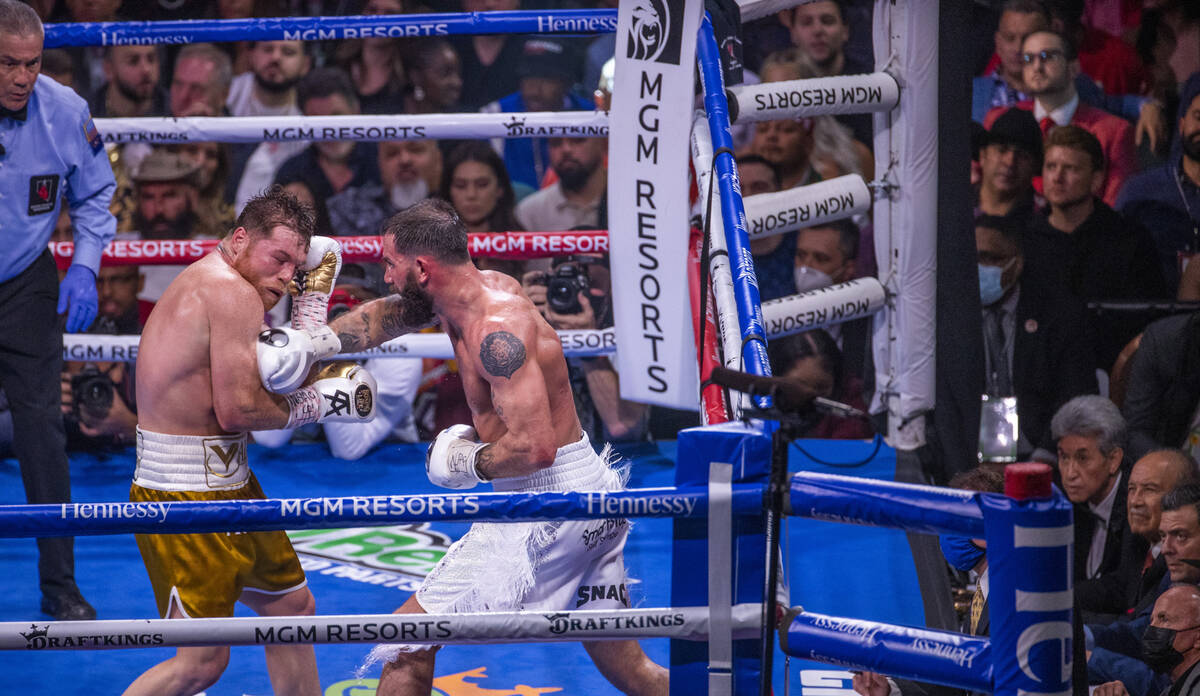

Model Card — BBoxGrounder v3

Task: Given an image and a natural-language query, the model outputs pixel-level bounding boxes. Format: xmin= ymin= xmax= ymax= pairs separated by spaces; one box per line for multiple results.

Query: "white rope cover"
xmin=729 ymin=73 xmax=900 ymax=124
xmin=743 ymin=175 xmax=871 ymax=240
xmin=64 ymin=330 xmax=616 ymax=362
xmin=95 ymin=111 xmax=609 ymax=145
xmin=3 ymin=604 xmax=762 ymax=650
xmin=762 ymin=278 xmax=887 ymax=337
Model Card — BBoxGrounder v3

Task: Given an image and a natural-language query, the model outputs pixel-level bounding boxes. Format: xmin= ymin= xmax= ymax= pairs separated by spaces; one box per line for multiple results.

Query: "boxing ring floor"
xmin=0 ymin=438 xmax=923 ymax=695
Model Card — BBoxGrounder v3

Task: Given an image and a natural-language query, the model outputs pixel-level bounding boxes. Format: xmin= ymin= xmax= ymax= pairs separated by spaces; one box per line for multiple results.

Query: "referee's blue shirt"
xmin=0 ymin=74 xmax=115 ymax=283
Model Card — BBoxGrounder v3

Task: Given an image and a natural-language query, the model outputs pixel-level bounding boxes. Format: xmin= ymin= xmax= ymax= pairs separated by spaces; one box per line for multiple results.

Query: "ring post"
xmin=982 ymin=463 xmax=1073 ymax=696
xmin=671 ymin=422 xmax=772 ymax=695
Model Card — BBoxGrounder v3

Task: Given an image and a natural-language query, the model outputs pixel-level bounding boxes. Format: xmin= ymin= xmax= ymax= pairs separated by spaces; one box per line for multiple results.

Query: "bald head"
xmin=1154 ymin=584 xmax=1200 ymax=628
xmin=1129 ymin=450 xmax=1200 ymax=539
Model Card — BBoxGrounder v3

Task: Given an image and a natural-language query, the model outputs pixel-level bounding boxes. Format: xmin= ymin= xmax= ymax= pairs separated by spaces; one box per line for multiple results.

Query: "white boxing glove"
xmin=425 ymin=424 xmax=487 ymax=490
xmin=257 ymin=325 xmax=341 ymax=393
xmin=292 ymin=235 xmax=343 ymax=331
xmin=283 ymin=361 xmax=377 ymax=428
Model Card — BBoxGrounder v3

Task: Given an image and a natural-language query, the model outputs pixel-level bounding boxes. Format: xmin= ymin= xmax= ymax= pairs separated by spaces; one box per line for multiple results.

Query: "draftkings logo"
xmin=625 ymin=0 xmax=684 ymax=64
xmin=20 ymin=624 xmax=47 ymax=649
xmin=543 ymin=611 xmax=684 ymax=636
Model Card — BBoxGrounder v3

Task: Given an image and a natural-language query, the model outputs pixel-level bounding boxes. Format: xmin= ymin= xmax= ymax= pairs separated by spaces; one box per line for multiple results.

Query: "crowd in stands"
xmin=21 ymin=0 xmax=1200 ymax=687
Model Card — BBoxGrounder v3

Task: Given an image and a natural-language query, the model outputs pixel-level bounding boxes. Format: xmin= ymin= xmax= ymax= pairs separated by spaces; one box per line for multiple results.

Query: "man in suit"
xmin=975 ymin=214 xmax=1097 ymax=459
xmin=983 ymin=29 xmax=1137 ymax=207
xmin=1077 ymin=449 xmax=1197 ymax=621
xmin=1050 ymin=395 xmax=1132 ymax=587
xmin=1122 ymin=312 xmax=1200 ymax=464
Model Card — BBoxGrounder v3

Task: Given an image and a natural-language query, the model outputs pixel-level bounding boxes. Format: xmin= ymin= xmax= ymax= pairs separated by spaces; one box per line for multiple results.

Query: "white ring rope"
xmin=744 ymin=175 xmax=871 ymax=240
xmin=65 ymin=329 xmax=616 ymax=362
xmin=4 ymin=604 xmax=762 ymax=650
xmin=95 ymin=111 xmax=609 ymax=145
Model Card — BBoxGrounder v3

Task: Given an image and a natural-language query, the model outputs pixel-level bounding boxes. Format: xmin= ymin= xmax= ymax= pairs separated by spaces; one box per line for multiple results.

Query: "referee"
xmin=0 ymin=0 xmax=115 ymax=620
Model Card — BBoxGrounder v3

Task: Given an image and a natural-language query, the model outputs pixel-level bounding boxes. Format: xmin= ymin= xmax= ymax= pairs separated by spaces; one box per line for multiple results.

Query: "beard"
xmin=397 ymin=271 xmax=436 ymax=328
xmin=136 ymin=208 xmax=196 ymax=240
xmin=253 ymin=71 xmax=301 ymax=95
xmin=557 ymin=160 xmax=593 ymax=192
xmin=1183 ymin=132 xmax=1200 ymax=164
xmin=114 ymin=77 xmax=154 ymax=104
xmin=389 ymin=179 xmax=429 ymax=211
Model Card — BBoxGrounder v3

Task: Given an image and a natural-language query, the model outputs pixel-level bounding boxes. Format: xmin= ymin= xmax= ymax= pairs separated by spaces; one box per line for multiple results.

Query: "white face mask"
xmin=390 ymin=179 xmax=429 ymax=211
xmin=793 ymin=265 xmax=834 ymax=294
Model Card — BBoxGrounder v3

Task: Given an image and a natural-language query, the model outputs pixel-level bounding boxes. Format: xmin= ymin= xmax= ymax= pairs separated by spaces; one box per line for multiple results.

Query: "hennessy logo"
xmin=324 ymin=389 xmax=351 ymax=417
xmin=208 ymin=444 xmax=240 ymax=474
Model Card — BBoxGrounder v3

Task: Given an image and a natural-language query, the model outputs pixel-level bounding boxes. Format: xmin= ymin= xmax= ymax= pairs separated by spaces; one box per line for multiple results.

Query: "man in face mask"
xmin=792 ymin=218 xmax=869 ymax=384
xmin=1141 ymin=585 xmax=1200 ymax=693
xmin=975 ymin=214 xmax=1097 ymax=459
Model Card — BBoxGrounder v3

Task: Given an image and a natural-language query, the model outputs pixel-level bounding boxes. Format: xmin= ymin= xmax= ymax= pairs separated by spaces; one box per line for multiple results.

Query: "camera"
xmin=546 ymin=262 xmax=591 ymax=314
xmin=71 ymin=365 xmax=115 ymax=422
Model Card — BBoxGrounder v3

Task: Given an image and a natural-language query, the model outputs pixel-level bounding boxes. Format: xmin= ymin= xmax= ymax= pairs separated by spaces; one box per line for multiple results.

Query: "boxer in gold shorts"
xmin=122 ymin=187 xmax=377 ymax=696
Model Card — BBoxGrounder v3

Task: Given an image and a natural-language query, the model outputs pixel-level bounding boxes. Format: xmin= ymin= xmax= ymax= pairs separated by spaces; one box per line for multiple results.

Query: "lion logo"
xmin=626 ymin=0 xmax=670 ymax=62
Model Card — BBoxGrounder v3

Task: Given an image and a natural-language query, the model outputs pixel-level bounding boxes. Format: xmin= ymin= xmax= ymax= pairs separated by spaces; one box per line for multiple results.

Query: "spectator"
xmin=516 ymin=137 xmax=606 ymax=236
xmin=331 ymin=0 xmax=407 ymax=115
xmin=169 ymin=43 xmax=233 ymax=118
xmin=253 ymin=265 xmax=423 ymax=458
xmin=757 ymin=48 xmax=872 ymax=180
xmin=971 ymin=0 xmax=1164 ymax=148
xmin=522 ymin=254 xmax=649 ymax=443
xmin=0 ymin=0 xmax=115 ymax=621
xmin=1077 ymin=449 xmax=1196 ymax=621
xmin=1051 ymin=395 xmax=1131 ymax=584
xmin=749 ymin=117 xmax=820 ymax=190
xmin=440 ymin=140 xmax=525 ymax=278
xmin=327 ymin=139 xmax=442 ymax=238
xmin=975 ymin=214 xmax=1096 ymax=458
xmin=169 ymin=141 xmax=236 ymax=224
xmin=776 ymin=0 xmax=872 ymax=145
xmin=1026 ymin=125 xmax=1167 ymax=372
xmin=57 ymin=0 xmax=120 ymax=98
xmin=482 ymin=38 xmax=593 ymax=192
xmin=1141 ymin=585 xmax=1200 ymax=694
xmin=767 ymin=330 xmax=873 ymax=439
xmin=795 ymin=220 xmax=871 ymax=384
xmin=1087 ymin=483 xmax=1200 ymax=696
xmin=1120 ymin=307 xmax=1200 ymax=463
xmin=273 ymin=68 xmax=380 ymax=226
xmin=1053 ymin=0 xmax=1150 ymax=99
xmin=60 ymin=263 xmax=149 ymax=450
xmin=225 ymin=40 xmax=310 ymax=118
xmin=737 ymin=154 xmax=796 ymax=302
xmin=453 ymin=0 xmax=528 ymax=110
xmin=1121 ymin=73 xmax=1200 ymax=297
xmin=88 ymin=45 xmax=168 ymax=118
xmin=984 ymin=29 xmax=1138 ymax=207
xmin=402 ymin=38 xmax=463 ymax=116
xmin=131 ymin=150 xmax=220 ymax=303
xmin=976 ymin=107 xmax=1041 ymax=220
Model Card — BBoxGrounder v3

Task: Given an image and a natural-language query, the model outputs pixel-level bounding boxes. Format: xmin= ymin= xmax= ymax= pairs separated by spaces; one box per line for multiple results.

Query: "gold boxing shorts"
xmin=130 ymin=428 xmax=306 ymax=618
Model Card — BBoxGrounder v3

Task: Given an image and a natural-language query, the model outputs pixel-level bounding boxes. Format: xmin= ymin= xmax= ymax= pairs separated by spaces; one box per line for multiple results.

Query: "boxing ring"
xmin=0 ymin=3 xmax=1075 ymax=694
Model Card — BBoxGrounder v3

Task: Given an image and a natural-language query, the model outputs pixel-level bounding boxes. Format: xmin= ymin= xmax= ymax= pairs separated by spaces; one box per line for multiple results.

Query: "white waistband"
xmin=491 ymin=433 xmax=616 ymax=493
xmin=133 ymin=428 xmax=251 ymax=492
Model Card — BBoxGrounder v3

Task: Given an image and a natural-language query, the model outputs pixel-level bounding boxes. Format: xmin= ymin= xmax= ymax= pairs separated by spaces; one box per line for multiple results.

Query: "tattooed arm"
xmin=327 ymin=294 xmax=436 ymax=353
xmin=471 ymin=318 xmax=559 ymax=480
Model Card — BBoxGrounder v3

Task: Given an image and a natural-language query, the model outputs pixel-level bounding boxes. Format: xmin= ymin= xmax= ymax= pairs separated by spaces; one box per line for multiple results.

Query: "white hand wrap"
xmin=291 ymin=235 xmax=343 ymax=331
xmin=257 ymin=325 xmax=341 ymax=393
xmin=284 ymin=362 xmax=377 ymax=429
xmin=425 ymin=424 xmax=487 ymax=490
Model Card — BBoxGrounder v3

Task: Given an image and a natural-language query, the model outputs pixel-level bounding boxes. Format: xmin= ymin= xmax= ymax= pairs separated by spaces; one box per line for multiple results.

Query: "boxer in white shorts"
xmin=258 ymin=199 xmax=667 ymax=695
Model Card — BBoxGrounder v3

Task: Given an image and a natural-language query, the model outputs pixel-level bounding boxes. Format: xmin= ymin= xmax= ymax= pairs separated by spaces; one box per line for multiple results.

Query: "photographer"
xmin=59 ymin=264 xmax=149 ymax=448
xmin=522 ymin=253 xmax=649 ymax=443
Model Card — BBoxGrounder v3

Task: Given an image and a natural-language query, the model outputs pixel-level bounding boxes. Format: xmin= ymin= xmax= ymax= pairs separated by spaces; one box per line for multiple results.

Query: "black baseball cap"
xmin=983 ymin=108 xmax=1043 ymax=163
xmin=516 ymin=39 xmax=576 ymax=84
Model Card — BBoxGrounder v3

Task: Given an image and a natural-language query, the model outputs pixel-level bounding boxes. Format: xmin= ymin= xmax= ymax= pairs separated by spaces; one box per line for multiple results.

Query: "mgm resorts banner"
xmin=608 ymin=0 xmax=703 ymax=409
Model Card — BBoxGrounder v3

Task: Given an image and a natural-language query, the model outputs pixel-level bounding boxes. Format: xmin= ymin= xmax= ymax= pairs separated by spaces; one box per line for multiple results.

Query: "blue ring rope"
xmin=0 ymin=485 xmax=766 ymax=539
xmin=43 ymin=10 xmax=618 ymax=49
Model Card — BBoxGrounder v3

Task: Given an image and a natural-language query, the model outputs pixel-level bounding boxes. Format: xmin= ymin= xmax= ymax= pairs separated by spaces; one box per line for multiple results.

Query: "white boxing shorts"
xmin=364 ymin=432 xmax=629 ymax=665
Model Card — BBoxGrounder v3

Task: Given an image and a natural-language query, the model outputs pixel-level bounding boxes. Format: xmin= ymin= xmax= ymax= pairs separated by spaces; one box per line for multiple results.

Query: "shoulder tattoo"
xmin=480 ymin=330 xmax=526 ymax=379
